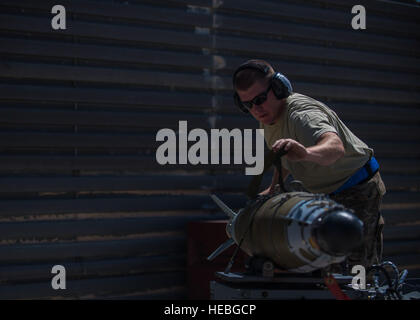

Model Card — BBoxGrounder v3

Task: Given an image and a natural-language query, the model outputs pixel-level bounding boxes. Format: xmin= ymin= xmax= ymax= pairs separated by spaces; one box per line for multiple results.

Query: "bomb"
xmin=208 ymin=191 xmax=364 ymax=273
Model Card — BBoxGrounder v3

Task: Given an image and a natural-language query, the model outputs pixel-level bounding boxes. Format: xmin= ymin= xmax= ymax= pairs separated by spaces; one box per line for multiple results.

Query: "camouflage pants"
xmin=330 ymin=172 xmax=386 ymax=268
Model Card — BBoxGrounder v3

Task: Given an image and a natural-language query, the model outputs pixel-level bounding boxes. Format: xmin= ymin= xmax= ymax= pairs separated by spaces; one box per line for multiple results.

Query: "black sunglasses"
xmin=240 ymin=83 xmax=272 ymax=110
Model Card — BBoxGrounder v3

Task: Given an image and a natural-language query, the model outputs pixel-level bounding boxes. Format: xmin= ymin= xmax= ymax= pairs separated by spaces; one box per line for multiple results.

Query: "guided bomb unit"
xmin=208 ymin=192 xmax=363 ymax=273
xmin=207 ymin=190 xmax=420 ymax=300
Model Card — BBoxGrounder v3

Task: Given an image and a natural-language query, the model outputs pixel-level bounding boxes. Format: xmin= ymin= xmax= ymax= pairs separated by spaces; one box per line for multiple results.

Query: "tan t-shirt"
xmin=261 ymin=93 xmax=373 ymax=194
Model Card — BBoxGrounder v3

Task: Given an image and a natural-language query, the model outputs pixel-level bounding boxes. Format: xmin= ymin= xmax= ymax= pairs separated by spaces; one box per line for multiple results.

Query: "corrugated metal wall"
xmin=0 ymin=0 xmax=419 ymax=299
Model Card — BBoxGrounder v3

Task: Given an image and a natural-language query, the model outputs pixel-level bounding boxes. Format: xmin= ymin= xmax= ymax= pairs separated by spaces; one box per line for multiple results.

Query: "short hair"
xmin=233 ymin=59 xmax=275 ymax=91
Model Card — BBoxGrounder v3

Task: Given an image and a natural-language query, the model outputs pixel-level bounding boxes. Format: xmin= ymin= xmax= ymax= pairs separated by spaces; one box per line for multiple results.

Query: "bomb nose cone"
xmin=312 ymin=210 xmax=364 ymax=256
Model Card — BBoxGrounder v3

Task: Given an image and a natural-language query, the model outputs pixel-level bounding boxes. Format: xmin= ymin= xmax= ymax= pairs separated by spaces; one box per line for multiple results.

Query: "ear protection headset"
xmin=232 ymin=62 xmax=293 ymax=113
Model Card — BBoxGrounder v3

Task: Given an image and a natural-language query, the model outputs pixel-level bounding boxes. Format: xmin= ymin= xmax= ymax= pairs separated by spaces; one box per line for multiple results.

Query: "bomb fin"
xmin=210 ymin=194 xmax=237 ymax=219
xmin=207 ymin=238 xmax=235 ymax=261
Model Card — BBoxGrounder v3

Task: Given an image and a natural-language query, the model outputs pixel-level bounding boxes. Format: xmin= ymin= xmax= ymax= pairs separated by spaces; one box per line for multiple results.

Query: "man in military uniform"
xmin=233 ymin=59 xmax=385 ymax=269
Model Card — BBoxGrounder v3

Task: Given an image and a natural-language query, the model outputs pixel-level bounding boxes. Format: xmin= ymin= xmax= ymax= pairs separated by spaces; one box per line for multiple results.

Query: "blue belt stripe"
xmin=331 ymin=157 xmax=379 ymax=195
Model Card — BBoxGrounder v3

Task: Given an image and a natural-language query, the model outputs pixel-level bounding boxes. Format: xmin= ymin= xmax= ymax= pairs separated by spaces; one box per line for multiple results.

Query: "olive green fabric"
xmin=260 ymin=93 xmax=373 ymax=194
xmin=330 ymin=171 xmax=386 ymax=268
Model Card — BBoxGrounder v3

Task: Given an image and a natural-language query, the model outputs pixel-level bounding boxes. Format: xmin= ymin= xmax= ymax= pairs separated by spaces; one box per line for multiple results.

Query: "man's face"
xmin=236 ymin=78 xmax=284 ymax=125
